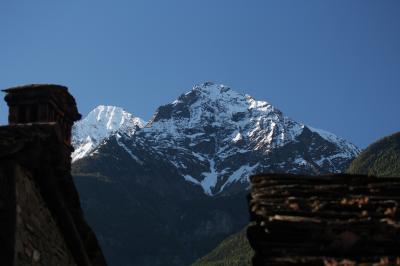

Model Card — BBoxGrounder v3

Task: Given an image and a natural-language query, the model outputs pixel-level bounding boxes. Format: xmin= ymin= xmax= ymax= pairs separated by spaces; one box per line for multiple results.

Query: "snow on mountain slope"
xmin=144 ymin=82 xmax=303 ymax=149
xmin=112 ymin=82 xmax=360 ymax=195
xmin=72 ymin=105 xmax=145 ymax=162
xmin=308 ymin=126 xmax=359 ymax=157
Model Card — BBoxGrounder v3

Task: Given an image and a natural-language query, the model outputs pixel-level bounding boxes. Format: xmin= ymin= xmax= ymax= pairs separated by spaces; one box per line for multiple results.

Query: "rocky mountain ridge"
xmin=72 ymin=82 xmax=360 ymax=195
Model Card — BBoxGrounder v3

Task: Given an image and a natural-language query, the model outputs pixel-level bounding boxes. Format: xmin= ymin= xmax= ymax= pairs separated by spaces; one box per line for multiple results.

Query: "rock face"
xmin=248 ymin=173 xmax=400 ymax=265
xmin=0 ymin=85 xmax=106 ymax=266
xmin=72 ymin=83 xmax=361 ymax=265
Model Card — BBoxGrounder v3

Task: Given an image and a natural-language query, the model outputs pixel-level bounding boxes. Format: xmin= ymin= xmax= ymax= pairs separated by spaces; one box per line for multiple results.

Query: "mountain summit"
xmin=72 ymin=105 xmax=145 ymax=162
xmin=72 ymin=82 xmax=359 ymax=195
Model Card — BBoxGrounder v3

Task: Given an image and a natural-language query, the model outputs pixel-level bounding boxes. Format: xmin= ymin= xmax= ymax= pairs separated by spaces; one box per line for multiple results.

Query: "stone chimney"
xmin=0 ymin=84 xmax=107 ymax=266
xmin=2 ymin=84 xmax=82 ymax=145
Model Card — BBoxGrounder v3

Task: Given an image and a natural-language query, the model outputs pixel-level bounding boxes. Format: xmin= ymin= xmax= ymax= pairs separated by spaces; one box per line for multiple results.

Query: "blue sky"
xmin=0 ymin=0 xmax=399 ymax=148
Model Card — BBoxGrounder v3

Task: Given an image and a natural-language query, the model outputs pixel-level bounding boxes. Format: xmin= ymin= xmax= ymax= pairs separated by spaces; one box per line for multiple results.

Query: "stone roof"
xmin=3 ymin=84 xmax=81 ymax=122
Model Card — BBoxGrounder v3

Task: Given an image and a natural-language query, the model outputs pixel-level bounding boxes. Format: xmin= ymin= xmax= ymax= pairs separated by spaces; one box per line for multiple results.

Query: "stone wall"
xmin=247 ymin=173 xmax=400 ymax=265
xmin=0 ymin=162 xmax=16 ymax=266
xmin=0 ymin=124 xmax=107 ymax=266
xmin=14 ymin=163 xmax=76 ymax=265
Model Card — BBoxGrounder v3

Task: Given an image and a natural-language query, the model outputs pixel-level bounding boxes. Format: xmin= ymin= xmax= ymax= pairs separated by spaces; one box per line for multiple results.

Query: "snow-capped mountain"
xmin=72 ymin=82 xmax=359 ymax=195
xmin=72 ymin=82 xmax=360 ymax=265
xmin=72 ymin=105 xmax=145 ymax=162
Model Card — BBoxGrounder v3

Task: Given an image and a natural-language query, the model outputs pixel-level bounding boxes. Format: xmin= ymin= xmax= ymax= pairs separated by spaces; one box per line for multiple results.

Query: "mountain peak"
xmin=71 ymin=105 xmax=145 ymax=162
xmin=193 ymin=81 xmax=231 ymax=92
xmin=170 ymin=82 xmax=234 ymax=107
xmin=137 ymin=83 xmax=360 ymax=195
xmin=190 ymin=82 xmax=270 ymax=111
xmin=150 ymin=82 xmax=273 ymax=127
xmin=192 ymin=82 xmax=238 ymax=99
xmin=87 ymin=105 xmax=144 ymax=127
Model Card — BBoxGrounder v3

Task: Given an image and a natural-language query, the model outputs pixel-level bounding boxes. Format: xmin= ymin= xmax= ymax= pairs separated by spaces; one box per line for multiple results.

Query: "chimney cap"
xmin=2 ymin=84 xmax=82 ymax=122
xmin=2 ymin=83 xmax=68 ymax=93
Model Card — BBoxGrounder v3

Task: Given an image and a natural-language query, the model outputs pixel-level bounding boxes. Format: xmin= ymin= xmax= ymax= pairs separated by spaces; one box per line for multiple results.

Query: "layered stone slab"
xmin=247 ymin=173 xmax=400 ymax=265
